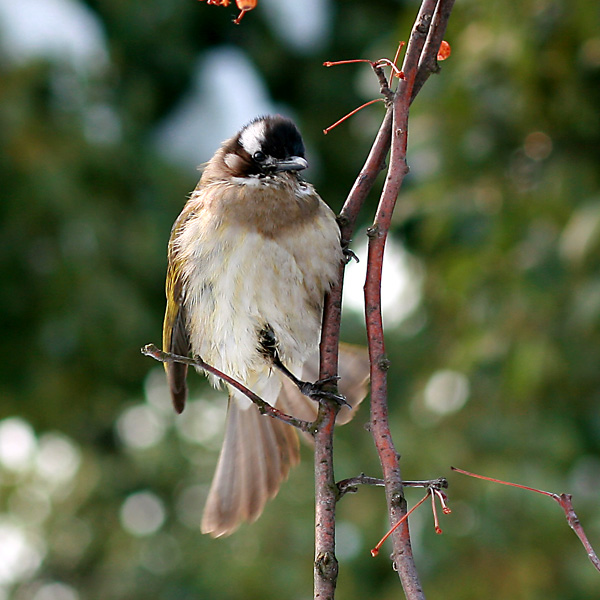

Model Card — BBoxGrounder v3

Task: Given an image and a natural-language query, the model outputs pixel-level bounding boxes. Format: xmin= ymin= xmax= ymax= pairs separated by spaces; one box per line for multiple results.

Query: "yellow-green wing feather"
xmin=162 ymin=208 xmax=194 ymax=413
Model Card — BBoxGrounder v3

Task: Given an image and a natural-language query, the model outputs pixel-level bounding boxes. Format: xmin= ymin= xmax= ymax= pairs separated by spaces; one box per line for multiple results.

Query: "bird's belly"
xmin=184 ymin=227 xmax=335 ymax=387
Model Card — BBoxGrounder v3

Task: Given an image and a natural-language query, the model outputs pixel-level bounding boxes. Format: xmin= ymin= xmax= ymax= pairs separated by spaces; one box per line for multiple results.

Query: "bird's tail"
xmin=201 ymin=394 xmax=300 ymax=538
xmin=201 ymin=343 xmax=369 ymax=537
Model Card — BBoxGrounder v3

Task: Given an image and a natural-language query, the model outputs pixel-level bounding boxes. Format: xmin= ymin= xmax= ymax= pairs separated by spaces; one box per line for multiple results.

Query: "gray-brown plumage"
xmin=162 ymin=115 xmax=369 ymax=537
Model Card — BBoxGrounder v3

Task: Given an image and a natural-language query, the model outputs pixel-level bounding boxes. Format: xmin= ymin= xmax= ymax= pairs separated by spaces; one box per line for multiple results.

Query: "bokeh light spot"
xmin=0 ymin=418 xmax=37 ymax=472
xmin=119 ymin=491 xmax=166 ymax=537
xmin=0 ymin=520 xmax=45 ymax=584
xmin=35 ymin=433 xmax=81 ymax=484
xmin=175 ymin=485 xmax=207 ymax=530
xmin=343 ymin=234 xmax=424 ymax=328
xmin=116 ymin=404 xmax=167 ymax=450
xmin=523 ymin=131 xmax=552 ymax=161
xmin=175 ymin=398 xmax=227 ymax=449
xmin=32 ymin=582 xmax=79 ymax=600
xmin=424 ymin=370 xmax=470 ymax=416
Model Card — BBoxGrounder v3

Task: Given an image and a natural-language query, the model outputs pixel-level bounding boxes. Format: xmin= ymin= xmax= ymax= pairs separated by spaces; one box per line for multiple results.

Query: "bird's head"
xmin=216 ymin=115 xmax=309 ymax=179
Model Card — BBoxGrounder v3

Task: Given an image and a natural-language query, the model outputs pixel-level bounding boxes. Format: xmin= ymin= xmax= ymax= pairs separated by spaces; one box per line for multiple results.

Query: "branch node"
xmin=315 ymin=551 xmax=339 ymax=581
xmin=378 ymin=356 xmax=391 ymax=371
xmin=336 ymin=213 xmax=350 ymax=228
xmin=416 ymin=13 xmax=432 ymax=35
xmin=366 ymin=224 xmax=379 ymax=238
xmin=391 ymin=491 xmax=405 ymax=507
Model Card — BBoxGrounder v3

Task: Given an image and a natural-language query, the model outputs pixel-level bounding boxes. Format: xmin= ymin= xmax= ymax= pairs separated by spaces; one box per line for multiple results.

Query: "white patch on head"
xmin=239 ymin=120 xmax=266 ymax=156
xmin=224 ymin=152 xmax=241 ymax=170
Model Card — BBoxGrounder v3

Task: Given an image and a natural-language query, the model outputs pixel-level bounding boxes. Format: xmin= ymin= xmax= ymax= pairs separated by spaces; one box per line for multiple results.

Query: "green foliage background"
xmin=1 ymin=0 xmax=600 ymax=598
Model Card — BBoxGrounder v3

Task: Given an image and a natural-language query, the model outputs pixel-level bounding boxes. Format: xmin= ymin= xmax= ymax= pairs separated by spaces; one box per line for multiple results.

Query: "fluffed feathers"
xmin=162 ymin=116 xmax=370 ymax=537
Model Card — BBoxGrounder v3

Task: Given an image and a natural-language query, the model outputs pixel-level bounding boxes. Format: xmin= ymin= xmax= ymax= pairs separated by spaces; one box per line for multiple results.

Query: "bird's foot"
xmin=342 ymin=247 xmax=359 ymax=264
xmin=269 ymin=346 xmax=350 ymax=409
xmin=298 ymin=375 xmax=351 ymax=409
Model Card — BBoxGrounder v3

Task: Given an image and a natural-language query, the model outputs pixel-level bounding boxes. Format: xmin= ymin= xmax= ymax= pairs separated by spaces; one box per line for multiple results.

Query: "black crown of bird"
xmin=162 ymin=115 xmax=369 ymax=537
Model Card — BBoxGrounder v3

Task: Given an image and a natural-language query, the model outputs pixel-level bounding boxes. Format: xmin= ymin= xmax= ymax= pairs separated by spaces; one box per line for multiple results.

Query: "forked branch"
xmin=362 ymin=1 xmax=455 ymax=597
xmin=316 ymin=1 xmax=455 ymax=599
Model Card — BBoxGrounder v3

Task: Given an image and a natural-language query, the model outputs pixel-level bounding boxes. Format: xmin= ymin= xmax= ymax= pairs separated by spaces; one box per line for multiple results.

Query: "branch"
xmin=336 ymin=474 xmax=448 ymax=499
xmin=314 ymin=286 xmax=344 ymax=600
xmin=313 ymin=60 xmax=395 ymax=600
xmin=411 ymin=0 xmax=456 ymax=102
xmin=315 ymin=3 xmax=454 ymax=598
xmin=337 ymin=474 xmax=385 ymax=498
xmin=141 ymin=344 xmax=313 ymax=434
xmin=313 ymin=59 xmax=395 ymax=600
xmin=364 ymin=1 xmax=453 ymax=597
xmin=313 ymin=397 xmax=340 ymax=600
xmin=452 ymin=466 xmax=600 ymax=572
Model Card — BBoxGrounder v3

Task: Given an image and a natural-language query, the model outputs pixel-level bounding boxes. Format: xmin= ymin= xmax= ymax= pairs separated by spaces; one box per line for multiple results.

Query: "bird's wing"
xmin=162 ymin=210 xmax=193 ymax=414
xmin=328 ymin=342 xmax=370 ymax=425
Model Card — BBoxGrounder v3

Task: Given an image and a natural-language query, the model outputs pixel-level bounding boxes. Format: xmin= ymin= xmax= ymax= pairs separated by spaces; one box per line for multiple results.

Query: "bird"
xmin=162 ymin=115 xmax=369 ymax=537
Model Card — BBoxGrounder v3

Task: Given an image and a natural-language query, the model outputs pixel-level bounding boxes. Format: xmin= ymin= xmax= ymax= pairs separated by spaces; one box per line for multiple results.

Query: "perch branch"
xmin=313 ymin=57 xmax=396 ymax=600
xmin=141 ymin=344 xmax=313 ymax=434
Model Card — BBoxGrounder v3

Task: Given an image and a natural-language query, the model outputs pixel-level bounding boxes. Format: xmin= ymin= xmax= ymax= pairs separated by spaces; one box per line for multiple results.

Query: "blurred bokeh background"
xmin=1 ymin=0 xmax=600 ymax=598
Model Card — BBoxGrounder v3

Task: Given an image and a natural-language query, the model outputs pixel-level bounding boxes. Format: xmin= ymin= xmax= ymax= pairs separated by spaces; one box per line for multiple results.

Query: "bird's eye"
xmin=253 ymin=151 xmax=266 ymax=162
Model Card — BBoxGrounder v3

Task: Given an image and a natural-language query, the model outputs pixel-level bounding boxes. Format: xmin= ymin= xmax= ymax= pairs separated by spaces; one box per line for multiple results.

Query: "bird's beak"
xmin=272 ymin=156 xmax=308 ymax=172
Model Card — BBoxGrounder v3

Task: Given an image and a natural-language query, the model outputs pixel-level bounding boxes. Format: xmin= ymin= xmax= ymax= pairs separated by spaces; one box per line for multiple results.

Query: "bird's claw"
xmin=342 ymin=247 xmax=359 ymax=264
xmin=314 ymin=375 xmax=341 ymax=386
xmin=299 ymin=376 xmax=351 ymax=409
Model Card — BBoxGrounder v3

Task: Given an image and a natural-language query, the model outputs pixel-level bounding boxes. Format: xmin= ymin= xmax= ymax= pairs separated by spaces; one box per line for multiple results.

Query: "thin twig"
xmin=372 ymin=482 xmax=452 ymax=556
xmin=324 ymin=57 xmax=397 ymax=101
xmin=141 ymin=344 xmax=313 ymax=433
xmin=371 ymin=492 xmax=431 ymax=557
xmin=452 ymin=466 xmax=600 ymax=572
xmin=336 ymin=474 xmax=448 ymax=498
xmin=323 ymin=99 xmax=385 ymax=135
xmin=337 ymin=474 xmax=385 ymax=498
